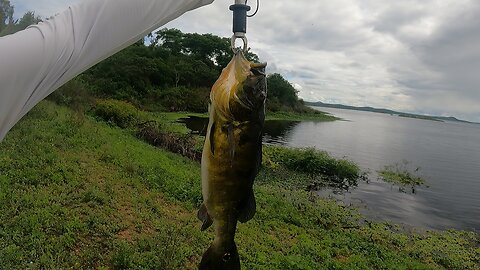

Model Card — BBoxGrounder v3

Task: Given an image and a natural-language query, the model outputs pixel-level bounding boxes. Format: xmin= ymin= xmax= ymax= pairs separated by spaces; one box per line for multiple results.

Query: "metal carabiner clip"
xmin=230 ymin=1 xmax=251 ymax=53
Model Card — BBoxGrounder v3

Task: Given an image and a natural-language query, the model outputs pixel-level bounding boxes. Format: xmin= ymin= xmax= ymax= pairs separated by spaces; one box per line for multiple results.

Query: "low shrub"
xmin=93 ymin=99 xmax=144 ymax=128
xmin=47 ymin=78 xmax=94 ymax=113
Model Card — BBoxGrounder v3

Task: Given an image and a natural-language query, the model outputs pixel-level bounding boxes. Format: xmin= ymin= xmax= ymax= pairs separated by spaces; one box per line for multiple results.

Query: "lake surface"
xmin=180 ymin=108 xmax=480 ymax=231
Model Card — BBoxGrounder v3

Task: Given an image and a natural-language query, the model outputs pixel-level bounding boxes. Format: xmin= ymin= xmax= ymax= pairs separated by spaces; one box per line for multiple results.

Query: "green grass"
xmin=148 ymin=111 xmax=207 ymax=134
xmin=266 ymin=110 xmax=340 ymax=121
xmin=0 ymin=101 xmax=478 ymax=269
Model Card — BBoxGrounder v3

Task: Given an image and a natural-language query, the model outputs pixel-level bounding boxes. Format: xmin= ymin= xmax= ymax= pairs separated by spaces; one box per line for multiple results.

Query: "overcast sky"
xmin=11 ymin=0 xmax=480 ymax=122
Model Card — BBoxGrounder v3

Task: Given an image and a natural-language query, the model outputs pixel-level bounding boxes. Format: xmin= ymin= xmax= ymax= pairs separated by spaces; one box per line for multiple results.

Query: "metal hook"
xmin=246 ymin=0 xmax=260 ymax=17
xmin=231 ymin=35 xmax=248 ymax=53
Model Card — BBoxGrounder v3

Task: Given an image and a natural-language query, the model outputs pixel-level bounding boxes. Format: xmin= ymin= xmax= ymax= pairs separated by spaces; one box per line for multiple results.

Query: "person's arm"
xmin=0 ymin=0 xmax=214 ymax=141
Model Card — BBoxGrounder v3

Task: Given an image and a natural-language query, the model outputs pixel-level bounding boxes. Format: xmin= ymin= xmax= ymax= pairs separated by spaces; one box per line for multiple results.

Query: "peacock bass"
xmin=198 ymin=51 xmax=267 ymax=270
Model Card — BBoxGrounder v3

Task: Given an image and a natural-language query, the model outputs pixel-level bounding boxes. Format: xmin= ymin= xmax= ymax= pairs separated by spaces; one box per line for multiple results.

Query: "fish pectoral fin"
xmin=197 ymin=203 xmax=213 ymax=231
xmin=227 ymin=123 xmax=235 ymax=161
xmin=238 ymin=190 xmax=256 ymax=223
xmin=209 ymin=122 xmax=216 ymax=155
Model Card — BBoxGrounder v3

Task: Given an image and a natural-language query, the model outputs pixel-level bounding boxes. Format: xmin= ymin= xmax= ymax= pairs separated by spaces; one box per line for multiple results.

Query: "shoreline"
xmin=0 ymin=100 xmax=477 ymax=269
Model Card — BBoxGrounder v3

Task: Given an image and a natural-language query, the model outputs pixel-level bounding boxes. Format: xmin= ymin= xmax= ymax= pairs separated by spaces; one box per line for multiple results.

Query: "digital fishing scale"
xmin=230 ymin=0 xmax=259 ymax=52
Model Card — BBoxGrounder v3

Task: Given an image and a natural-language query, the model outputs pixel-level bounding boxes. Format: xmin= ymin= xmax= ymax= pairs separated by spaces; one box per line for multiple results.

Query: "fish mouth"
xmin=250 ymin=62 xmax=267 ymax=76
xmin=237 ymin=62 xmax=267 ymax=109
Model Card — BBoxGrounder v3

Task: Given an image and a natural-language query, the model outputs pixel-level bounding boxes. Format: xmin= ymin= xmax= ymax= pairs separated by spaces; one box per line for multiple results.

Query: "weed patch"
xmin=262 ymin=146 xmax=365 ymax=190
xmin=379 ymin=161 xmax=426 ymax=192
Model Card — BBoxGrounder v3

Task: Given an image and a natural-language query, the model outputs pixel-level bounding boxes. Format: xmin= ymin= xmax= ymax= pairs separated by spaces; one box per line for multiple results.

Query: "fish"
xmin=197 ymin=51 xmax=267 ymax=270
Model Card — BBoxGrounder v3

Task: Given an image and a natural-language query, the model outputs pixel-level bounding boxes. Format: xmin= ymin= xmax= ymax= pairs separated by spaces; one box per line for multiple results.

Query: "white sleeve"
xmin=0 ymin=0 xmax=214 ymax=141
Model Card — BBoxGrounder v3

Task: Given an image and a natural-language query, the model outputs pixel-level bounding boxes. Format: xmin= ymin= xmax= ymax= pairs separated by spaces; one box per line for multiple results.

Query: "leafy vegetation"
xmin=0 ymin=1 xmax=41 ymax=37
xmin=81 ymin=29 xmax=255 ymax=108
xmin=77 ymin=28 xmax=326 ymax=118
xmin=1 ymin=101 xmax=478 ymax=270
xmin=266 ymin=73 xmax=317 ymax=114
xmin=262 ymin=146 xmax=365 ymax=190
xmin=379 ymin=161 xmax=426 ymax=192
xmin=4 ymin=0 xmax=330 ymax=119
xmin=93 ymin=99 xmax=146 ymax=129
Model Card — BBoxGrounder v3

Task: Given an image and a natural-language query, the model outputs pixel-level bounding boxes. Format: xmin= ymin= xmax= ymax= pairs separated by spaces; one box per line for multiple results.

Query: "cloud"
xmin=12 ymin=0 xmax=81 ymax=18
xmin=11 ymin=0 xmax=480 ymax=121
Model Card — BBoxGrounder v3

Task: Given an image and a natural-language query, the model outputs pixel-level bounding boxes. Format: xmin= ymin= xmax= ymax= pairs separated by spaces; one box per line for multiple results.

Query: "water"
xmin=179 ymin=108 xmax=480 ymax=231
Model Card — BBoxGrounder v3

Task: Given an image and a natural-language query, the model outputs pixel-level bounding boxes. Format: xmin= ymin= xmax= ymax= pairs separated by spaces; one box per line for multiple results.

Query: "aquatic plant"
xmin=262 ymin=146 xmax=365 ymax=190
xmin=379 ymin=160 xmax=426 ymax=192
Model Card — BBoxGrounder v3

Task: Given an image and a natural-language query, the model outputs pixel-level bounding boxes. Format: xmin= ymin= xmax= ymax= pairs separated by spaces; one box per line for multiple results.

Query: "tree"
xmin=154 ymin=28 xmax=184 ymax=55
xmin=83 ymin=28 xmax=294 ymax=113
xmin=153 ymin=28 xmax=259 ymax=71
xmin=15 ymin=11 xmax=41 ymax=31
xmin=0 ymin=2 xmax=41 ymax=37
xmin=267 ymin=73 xmax=300 ymax=108
xmin=0 ymin=0 xmax=14 ymax=36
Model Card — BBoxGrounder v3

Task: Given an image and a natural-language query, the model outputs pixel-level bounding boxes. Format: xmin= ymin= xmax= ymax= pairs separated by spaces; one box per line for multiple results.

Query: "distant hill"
xmin=305 ymin=101 xmax=473 ymax=123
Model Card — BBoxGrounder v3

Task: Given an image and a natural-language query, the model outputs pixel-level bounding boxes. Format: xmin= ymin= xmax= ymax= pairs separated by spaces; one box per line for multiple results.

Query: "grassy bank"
xmin=155 ymin=110 xmax=339 ymax=125
xmin=0 ymin=101 xmax=478 ymax=269
xmin=266 ymin=110 xmax=339 ymax=122
xmin=91 ymin=99 xmax=339 ymax=135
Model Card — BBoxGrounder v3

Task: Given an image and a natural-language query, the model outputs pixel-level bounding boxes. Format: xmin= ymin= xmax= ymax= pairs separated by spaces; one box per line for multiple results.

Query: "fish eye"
xmin=222 ymin=253 xmax=232 ymax=262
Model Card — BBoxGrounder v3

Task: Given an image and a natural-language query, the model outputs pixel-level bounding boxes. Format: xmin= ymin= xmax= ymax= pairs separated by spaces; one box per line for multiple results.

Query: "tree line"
xmin=0 ymin=0 xmax=41 ymax=37
xmin=83 ymin=28 xmax=308 ymax=113
xmin=2 ymin=2 xmax=309 ymax=113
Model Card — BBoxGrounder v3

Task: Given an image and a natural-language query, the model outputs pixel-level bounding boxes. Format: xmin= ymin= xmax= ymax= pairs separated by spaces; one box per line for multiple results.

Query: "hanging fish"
xmin=198 ymin=51 xmax=267 ymax=270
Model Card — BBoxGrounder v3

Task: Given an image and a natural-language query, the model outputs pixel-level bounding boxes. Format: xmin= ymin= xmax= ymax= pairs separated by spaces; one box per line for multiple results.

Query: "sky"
xmin=11 ymin=0 xmax=480 ymax=122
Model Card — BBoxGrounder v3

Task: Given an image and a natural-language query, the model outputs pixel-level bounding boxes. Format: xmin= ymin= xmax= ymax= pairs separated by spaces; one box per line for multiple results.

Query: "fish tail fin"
xmin=199 ymin=241 xmax=240 ymax=270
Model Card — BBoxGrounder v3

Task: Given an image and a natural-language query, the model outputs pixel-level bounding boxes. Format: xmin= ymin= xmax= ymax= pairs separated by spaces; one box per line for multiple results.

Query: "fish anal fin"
xmin=197 ymin=203 xmax=213 ymax=231
xmin=238 ymin=190 xmax=256 ymax=223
